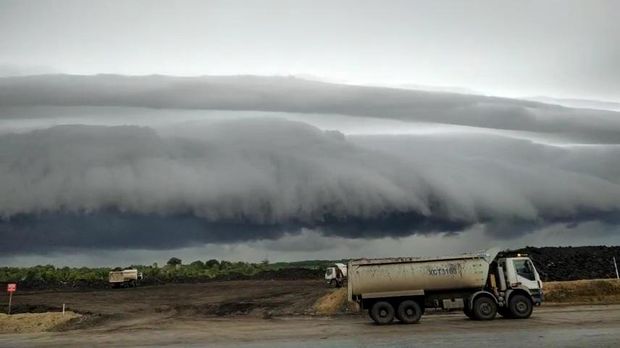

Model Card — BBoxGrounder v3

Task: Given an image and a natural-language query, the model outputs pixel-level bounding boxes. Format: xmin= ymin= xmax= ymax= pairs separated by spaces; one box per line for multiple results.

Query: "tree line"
xmin=0 ymin=258 xmax=338 ymax=289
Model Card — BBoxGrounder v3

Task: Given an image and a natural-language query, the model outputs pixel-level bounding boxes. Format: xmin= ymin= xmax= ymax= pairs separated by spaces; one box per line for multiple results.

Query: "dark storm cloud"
xmin=0 ymin=212 xmax=288 ymax=254
xmin=1 ymin=119 xmax=619 ymax=254
xmin=1 ymin=75 xmax=620 ymax=143
xmin=0 ymin=212 xmax=469 ymax=254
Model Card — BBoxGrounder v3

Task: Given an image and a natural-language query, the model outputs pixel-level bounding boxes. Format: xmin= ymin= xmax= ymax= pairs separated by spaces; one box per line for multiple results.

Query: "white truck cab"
xmin=325 ymin=263 xmax=347 ymax=287
xmin=499 ymin=256 xmax=544 ymax=306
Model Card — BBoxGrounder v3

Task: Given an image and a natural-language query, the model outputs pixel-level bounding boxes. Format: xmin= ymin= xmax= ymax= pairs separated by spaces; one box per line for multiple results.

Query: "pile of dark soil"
xmin=146 ymin=267 xmax=322 ymax=283
xmin=251 ymin=268 xmax=323 ymax=280
xmin=501 ymin=246 xmax=620 ymax=281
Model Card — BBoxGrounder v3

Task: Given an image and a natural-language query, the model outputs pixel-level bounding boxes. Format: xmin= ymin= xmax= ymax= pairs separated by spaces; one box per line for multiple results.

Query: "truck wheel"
xmin=329 ymin=279 xmax=336 ymax=288
xmin=369 ymin=301 xmax=395 ymax=325
xmin=508 ymin=294 xmax=533 ymax=319
xmin=473 ymin=296 xmax=497 ymax=320
xmin=396 ymin=300 xmax=422 ymax=324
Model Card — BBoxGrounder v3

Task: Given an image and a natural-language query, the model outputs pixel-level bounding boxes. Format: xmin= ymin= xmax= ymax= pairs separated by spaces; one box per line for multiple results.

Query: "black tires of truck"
xmin=508 ymin=294 xmax=533 ymax=319
xmin=370 ymin=301 xmax=395 ymax=325
xmin=396 ymin=300 xmax=422 ymax=324
xmin=472 ymin=296 xmax=497 ymax=320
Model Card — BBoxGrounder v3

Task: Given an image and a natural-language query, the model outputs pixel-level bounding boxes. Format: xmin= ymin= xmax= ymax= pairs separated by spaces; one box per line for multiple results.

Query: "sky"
xmin=1 ymin=0 xmax=619 ymax=100
xmin=0 ymin=1 xmax=619 ymax=267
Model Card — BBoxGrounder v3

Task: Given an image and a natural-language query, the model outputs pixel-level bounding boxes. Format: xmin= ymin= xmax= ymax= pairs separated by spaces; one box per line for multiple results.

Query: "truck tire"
xmin=369 ymin=301 xmax=395 ymax=325
xmin=508 ymin=294 xmax=533 ymax=319
xmin=396 ymin=300 xmax=422 ymax=324
xmin=472 ymin=296 xmax=497 ymax=320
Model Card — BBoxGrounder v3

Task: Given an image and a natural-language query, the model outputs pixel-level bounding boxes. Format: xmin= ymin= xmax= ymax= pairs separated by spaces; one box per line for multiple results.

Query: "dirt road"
xmin=2 ymin=304 xmax=620 ymax=347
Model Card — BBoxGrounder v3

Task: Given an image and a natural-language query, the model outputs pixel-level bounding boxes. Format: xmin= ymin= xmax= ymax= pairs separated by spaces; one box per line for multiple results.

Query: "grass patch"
xmin=545 ymin=279 xmax=620 ymax=304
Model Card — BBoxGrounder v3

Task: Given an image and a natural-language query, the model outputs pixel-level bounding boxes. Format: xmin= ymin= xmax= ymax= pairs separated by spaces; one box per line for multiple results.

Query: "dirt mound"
xmin=0 ymin=312 xmax=80 ymax=334
xmin=313 ymin=288 xmax=348 ymax=315
xmin=501 ymin=246 xmax=620 ymax=281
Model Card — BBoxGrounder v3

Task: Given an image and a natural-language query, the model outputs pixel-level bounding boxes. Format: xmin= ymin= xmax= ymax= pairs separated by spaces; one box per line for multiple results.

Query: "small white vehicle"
xmin=325 ymin=263 xmax=348 ymax=288
xmin=109 ymin=269 xmax=143 ymax=288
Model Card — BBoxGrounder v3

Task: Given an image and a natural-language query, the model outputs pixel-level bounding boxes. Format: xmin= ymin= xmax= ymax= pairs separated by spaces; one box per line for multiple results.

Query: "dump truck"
xmin=325 ymin=263 xmax=348 ymax=287
xmin=109 ymin=269 xmax=143 ymax=288
xmin=348 ymin=248 xmax=543 ymax=324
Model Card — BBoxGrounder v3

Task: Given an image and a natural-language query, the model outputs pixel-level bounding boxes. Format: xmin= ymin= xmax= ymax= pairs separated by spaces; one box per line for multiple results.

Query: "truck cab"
xmin=499 ymin=256 xmax=544 ymax=305
xmin=464 ymin=253 xmax=543 ymax=320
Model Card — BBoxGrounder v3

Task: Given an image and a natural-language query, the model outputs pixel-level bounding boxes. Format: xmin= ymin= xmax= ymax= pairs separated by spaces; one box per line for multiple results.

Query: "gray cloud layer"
xmin=1 ymin=114 xmax=619 ymax=253
xmin=2 ymin=75 xmax=620 ymax=143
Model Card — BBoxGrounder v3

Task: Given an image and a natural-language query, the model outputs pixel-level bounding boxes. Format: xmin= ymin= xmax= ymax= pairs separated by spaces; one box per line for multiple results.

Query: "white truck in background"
xmin=325 ymin=263 xmax=348 ymax=288
xmin=348 ymin=248 xmax=543 ymax=324
xmin=109 ymin=269 xmax=143 ymax=288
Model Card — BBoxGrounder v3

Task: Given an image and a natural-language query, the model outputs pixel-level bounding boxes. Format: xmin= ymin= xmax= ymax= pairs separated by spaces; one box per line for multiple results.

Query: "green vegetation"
xmin=1 ymin=265 xmax=110 ymax=287
xmin=0 ymin=259 xmax=337 ymax=289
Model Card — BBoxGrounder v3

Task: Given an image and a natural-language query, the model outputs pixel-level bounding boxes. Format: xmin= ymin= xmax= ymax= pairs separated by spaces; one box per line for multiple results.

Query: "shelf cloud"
xmin=1 ymin=109 xmax=619 ymax=254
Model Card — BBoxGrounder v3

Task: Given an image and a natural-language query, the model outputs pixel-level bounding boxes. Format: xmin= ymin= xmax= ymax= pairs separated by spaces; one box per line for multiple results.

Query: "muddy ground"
xmin=2 ymin=279 xmax=620 ymax=346
xmin=2 ymin=279 xmax=334 ymax=328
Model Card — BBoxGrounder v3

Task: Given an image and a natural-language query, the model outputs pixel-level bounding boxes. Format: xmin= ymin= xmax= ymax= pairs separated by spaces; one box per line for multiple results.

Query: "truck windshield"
xmin=513 ymin=259 xmax=535 ymax=281
xmin=325 ymin=268 xmax=333 ymax=276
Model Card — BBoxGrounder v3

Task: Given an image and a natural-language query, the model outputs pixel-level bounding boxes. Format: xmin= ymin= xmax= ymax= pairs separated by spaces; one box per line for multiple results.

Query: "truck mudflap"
xmin=530 ymin=288 xmax=544 ymax=305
